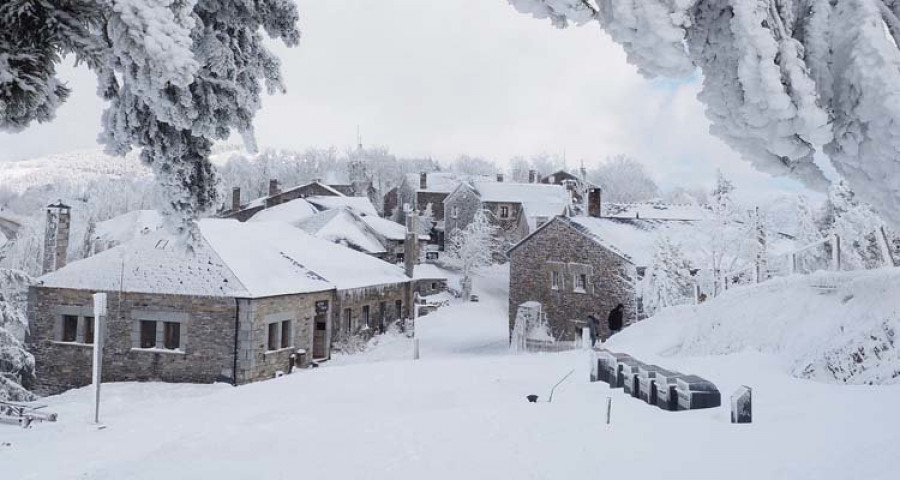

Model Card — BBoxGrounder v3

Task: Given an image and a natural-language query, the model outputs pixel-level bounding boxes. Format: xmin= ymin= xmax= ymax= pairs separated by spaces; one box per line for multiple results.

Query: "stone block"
xmin=654 ymin=369 xmax=683 ymax=411
xmin=731 ymin=386 xmax=752 ymax=423
xmin=637 ymin=364 xmax=665 ymax=405
xmin=620 ymin=360 xmax=644 ymax=398
xmin=676 ymin=375 xmax=721 ymax=410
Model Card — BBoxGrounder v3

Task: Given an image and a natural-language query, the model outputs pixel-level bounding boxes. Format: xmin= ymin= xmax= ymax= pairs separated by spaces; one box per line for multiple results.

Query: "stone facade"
xmin=443 ymin=185 xmax=531 ymax=258
xmin=29 ymin=287 xmax=238 ymax=395
xmin=508 ymin=217 xmax=636 ymax=342
xmin=331 ymin=284 xmax=409 ymax=341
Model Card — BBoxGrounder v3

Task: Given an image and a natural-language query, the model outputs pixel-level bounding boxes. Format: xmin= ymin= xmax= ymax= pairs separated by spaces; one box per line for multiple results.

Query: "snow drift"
xmin=608 ymin=268 xmax=900 ymax=385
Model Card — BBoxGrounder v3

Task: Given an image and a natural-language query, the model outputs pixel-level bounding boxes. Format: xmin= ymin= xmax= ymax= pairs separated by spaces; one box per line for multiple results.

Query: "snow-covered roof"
xmin=360 ymin=215 xmax=407 ymax=241
xmin=473 ymin=181 xmax=570 ymax=227
xmin=602 ymin=203 xmax=709 ymax=221
xmin=247 ymin=198 xmax=319 ymax=225
xmin=245 ymin=181 xmax=345 ymax=209
xmin=296 ymin=208 xmax=387 ymax=255
xmin=406 ymin=172 xmax=495 ymax=194
xmin=567 ymin=217 xmax=657 ymax=265
xmin=412 ymin=263 xmax=448 ymax=280
xmin=306 ymin=196 xmax=378 ymax=216
xmin=92 ymin=210 xmax=165 ymax=250
xmin=39 ymin=219 xmax=409 ymax=298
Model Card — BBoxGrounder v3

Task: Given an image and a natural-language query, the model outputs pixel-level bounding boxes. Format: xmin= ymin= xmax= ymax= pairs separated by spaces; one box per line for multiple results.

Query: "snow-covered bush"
xmin=821 ymin=182 xmax=887 ymax=270
xmin=445 ymin=209 xmax=500 ymax=300
xmin=0 ymin=268 xmax=35 ymax=401
xmin=643 ymin=236 xmax=695 ymax=315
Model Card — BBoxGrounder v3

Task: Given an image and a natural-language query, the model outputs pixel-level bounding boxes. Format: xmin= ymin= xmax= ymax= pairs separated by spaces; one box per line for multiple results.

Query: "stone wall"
xmin=416 ymin=192 xmax=449 ymax=222
xmin=443 ymin=185 xmax=481 ymax=240
xmin=331 ymin=283 xmax=409 ymax=341
xmin=238 ymin=291 xmax=332 ymax=382
xmin=29 ymin=287 xmax=238 ymax=395
xmin=483 ymin=201 xmax=530 ymax=256
xmin=508 ymin=218 xmax=636 ymax=342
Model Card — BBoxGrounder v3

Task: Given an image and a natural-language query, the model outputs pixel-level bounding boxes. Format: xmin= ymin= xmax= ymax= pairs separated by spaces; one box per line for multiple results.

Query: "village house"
xmin=220 ymin=179 xmax=346 ymax=222
xmin=28 ymin=215 xmax=415 ymax=395
xmin=507 ymin=190 xmax=717 ymax=344
xmin=540 ymin=169 xmax=594 ymax=212
xmin=443 ymin=179 xmax=571 ymax=256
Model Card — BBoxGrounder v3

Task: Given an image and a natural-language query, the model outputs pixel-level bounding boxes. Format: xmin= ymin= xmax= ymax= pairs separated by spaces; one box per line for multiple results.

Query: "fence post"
xmin=831 ymin=234 xmax=841 ymax=271
xmin=878 ymin=226 xmax=895 ymax=267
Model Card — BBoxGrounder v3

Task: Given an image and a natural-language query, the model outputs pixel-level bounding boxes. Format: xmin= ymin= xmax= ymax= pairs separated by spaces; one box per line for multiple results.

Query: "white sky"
xmin=0 ymin=0 xmax=809 ymax=202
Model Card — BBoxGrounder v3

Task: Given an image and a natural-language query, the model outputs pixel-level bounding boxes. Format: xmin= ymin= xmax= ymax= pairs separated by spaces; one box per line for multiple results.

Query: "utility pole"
xmin=92 ymin=293 xmax=107 ymax=425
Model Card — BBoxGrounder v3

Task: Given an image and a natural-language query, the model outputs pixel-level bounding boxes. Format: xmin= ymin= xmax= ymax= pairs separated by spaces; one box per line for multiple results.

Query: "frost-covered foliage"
xmin=2 ymin=1 xmax=301 ymax=242
xmin=793 ymin=194 xmax=829 ymax=272
xmin=697 ymin=171 xmax=749 ymax=291
xmin=508 ymin=0 xmax=900 ymax=227
xmin=643 ymin=236 xmax=695 ymax=315
xmin=0 ymin=268 xmax=35 ymax=401
xmin=587 ymin=154 xmax=661 ymax=203
xmin=821 ymin=181 xmax=887 ymax=269
xmin=445 ymin=209 xmax=500 ymax=300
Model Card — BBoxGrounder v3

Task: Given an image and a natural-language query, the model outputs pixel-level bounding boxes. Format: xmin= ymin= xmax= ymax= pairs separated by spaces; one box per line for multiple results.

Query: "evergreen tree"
xmin=644 ymin=236 xmax=695 ymax=315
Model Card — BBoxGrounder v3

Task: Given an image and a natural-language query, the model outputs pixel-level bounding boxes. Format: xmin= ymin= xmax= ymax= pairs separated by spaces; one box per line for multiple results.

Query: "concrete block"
xmin=676 ymin=375 xmax=721 ymax=410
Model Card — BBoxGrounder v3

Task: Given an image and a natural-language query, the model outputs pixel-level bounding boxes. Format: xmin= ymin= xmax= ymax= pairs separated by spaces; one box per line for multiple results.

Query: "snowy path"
xmin=2 ymin=266 xmax=900 ymax=479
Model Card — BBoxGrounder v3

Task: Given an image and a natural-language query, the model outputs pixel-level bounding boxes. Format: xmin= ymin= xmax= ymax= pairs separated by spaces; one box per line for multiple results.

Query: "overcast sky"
xmin=0 ymin=0 xmax=808 ymax=202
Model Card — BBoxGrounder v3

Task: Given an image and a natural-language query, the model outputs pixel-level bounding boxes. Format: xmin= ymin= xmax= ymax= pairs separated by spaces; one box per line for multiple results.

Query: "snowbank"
xmin=608 ymin=268 xmax=900 ymax=385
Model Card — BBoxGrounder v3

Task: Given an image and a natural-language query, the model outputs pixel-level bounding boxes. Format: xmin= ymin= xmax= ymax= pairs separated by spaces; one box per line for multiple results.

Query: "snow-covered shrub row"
xmin=507 ymin=0 xmax=900 ymax=227
xmin=0 ymin=268 xmax=35 ymax=401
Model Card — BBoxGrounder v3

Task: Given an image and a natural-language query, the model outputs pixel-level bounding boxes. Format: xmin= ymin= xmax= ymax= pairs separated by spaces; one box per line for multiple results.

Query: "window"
xmin=281 ymin=320 xmax=292 ymax=349
xmin=83 ymin=316 xmax=94 ymax=344
xmin=362 ymin=305 xmax=370 ymax=329
xmin=140 ymin=321 xmax=157 ymax=348
xmin=551 ymin=271 xmax=561 ymax=290
xmin=431 ymin=282 xmax=437 ymax=290
xmin=344 ymin=308 xmax=352 ymax=332
xmin=163 ymin=322 xmax=181 ymax=349
xmin=574 ymin=274 xmax=587 ymax=293
xmin=267 ymin=322 xmax=279 ymax=351
xmin=451 ymin=206 xmax=459 ymax=219
xmin=395 ymin=300 xmax=403 ymax=320
xmin=62 ymin=315 xmax=78 ymax=342
xmin=500 ymin=206 xmax=510 ymax=218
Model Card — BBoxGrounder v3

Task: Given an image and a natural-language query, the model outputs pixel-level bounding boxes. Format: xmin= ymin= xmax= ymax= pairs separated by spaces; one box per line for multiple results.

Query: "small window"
xmin=280 ymin=320 xmax=291 ymax=349
xmin=83 ymin=316 xmax=94 ymax=344
xmin=140 ymin=320 xmax=157 ymax=348
xmin=551 ymin=271 xmax=561 ymax=290
xmin=362 ymin=305 xmax=370 ymax=328
xmin=431 ymin=282 xmax=437 ymax=290
xmin=395 ymin=300 xmax=403 ymax=320
xmin=267 ymin=322 xmax=279 ymax=351
xmin=574 ymin=274 xmax=587 ymax=293
xmin=451 ymin=206 xmax=459 ymax=219
xmin=344 ymin=308 xmax=352 ymax=332
xmin=500 ymin=206 xmax=510 ymax=218
xmin=163 ymin=322 xmax=181 ymax=349
xmin=62 ymin=315 xmax=78 ymax=342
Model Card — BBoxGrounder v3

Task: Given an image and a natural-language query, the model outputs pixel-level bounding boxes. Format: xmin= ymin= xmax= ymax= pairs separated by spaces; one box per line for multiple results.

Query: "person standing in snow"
xmin=587 ymin=314 xmax=599 ymax=347
xmin=607 ymin=304 xmax=624 ymax=336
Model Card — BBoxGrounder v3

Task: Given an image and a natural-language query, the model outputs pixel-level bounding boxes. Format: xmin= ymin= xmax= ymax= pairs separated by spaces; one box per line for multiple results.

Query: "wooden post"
xmin=91 ymin=293 xmax=107 ymax=425
xmin=832 ymin=234 xmax=841 ymax=271
xmin=878 ymin=226 xmax=895 ymax=267
xmin=789 ymin=253 xmax=796 ymax=275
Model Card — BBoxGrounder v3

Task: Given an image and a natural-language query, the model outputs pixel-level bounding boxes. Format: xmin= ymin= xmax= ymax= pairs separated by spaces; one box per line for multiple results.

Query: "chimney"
xmin=496 ymin=173 xmax=504 ymax=183
xmin=42 ymin=201 xmax=71 ymax=274
xmin=528 ymin=169 xmax=537 ymax=184
xmin=404 ymin=213 xmax=419 ymax=278
xmin=268 ymin=179 xmax=280 ymax=197
xmin=231 ymin=187 xmax=241 ymax=211
xmin=588 ymin=187 xmax=602 ymax=218
xmin=419 ymin=172 xmax=428 ymax=190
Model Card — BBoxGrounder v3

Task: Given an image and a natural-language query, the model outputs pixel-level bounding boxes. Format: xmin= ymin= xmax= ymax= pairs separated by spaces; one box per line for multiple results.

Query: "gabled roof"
xmin=295 ymin=208 xmax=387 ymax=255
xmin=248 ymin=198 xmax=319 ymax=225
xmin=405 ymin=172 xmax=495 ymax=194
xmin=359 ymin=214 xmax=408 ymax=241
xmin=602 ymin=202 xmax=709 ymax=221
xmin=245 ymin=181 xmax=345 ymax=209
xmin=306 ymin=196 xmax=378 ymax=216
xmin=39 ymin=219 xmax=409 ymax=298
xmin=472 ymin=181 xmax=570 ymax=227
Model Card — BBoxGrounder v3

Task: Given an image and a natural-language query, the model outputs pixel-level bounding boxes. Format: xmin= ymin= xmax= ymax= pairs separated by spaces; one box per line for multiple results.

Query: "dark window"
xmin=280 ymin=320 xmax=291 ymax=349
xmin=500 ymin=206 xmax=510 ymax=218
xmin=575 ymin=274 xmax=587 ymax=292
xmin=163 ymin=322 xmax=180 ymax=350
xmin=551 ymin=271 xmax=561 ymax=290
xmin=267 ymin=322 xmax=279 ymax=351
xmin=431 ymin=282 xmax=437 ymax=290
xmin=362 ymin=305 xmax=370 ymax=328
xmin=62 ymin=315 xmax=78 ymax=342
xmin=140 ymin=321 xmax=157 ymax=348
xmin=344 ymin=308 xmax=352 ymax=331
xmin=83 ymin=316 xmax=94 ymax=344
xmin=395 ymin=300 xmax=403 ymax=320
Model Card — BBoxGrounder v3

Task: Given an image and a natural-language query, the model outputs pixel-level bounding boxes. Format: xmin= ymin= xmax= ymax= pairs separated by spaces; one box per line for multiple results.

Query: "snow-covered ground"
xmin=2 ymin=266 xmax=899 ymax=479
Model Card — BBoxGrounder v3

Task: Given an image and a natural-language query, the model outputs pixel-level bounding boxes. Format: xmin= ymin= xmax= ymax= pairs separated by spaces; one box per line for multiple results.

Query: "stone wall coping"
xmin=129 ymin=347 xmax=186 ymax=356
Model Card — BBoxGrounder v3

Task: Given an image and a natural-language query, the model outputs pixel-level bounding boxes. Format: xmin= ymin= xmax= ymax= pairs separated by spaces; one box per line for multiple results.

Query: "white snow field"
xmin=2 ymin=267 xmax=900 ymax=479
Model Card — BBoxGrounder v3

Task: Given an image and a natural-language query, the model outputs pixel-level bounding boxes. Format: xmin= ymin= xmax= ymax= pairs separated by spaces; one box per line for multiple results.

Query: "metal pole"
xmin=413 ymin=338 xmax=420 ymax=360
xmin=605 ymin=397 xmax=612 ymax=424
xmin=92 ymin=293 xmax=107 ymax=425
xmin=832 ymin=234 xmax=841 ymax=271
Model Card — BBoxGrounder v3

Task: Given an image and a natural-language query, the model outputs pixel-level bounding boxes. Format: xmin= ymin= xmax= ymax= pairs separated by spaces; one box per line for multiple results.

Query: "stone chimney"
xmin=404 ymin=213 xmax=419 ymax=278
xmin=496 ymin=173 xmax=504 ymax=183
xmin=419 ymin=172 xmax=428 ymax=190
xmin=231 ymin=187 xmax=241 ymax=211
xmin=42 ymin=201 xmax=71 ymax=274
xmin=528 ymin=169 xmax=537 ymax=184
xmin=588 ymin=187 xmax=602 ymax=218
xmin=268 ymin=179 xmax=280 ymax=197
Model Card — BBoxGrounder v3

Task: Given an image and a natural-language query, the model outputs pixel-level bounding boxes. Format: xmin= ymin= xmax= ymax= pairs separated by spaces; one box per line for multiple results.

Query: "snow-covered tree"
xmin=698 ymin=171 xmax=748 ymax=293
xmin=445 ymin=209 xmax=499 ymax=300
xmin=450 ymin=155 xmax=496 ymax=176
xmin=821 ymin=181 xmax=885 ymax=269
xmin=420 ymin=203 xmax=436 ymax=234
xmin=587 ymin=155 xmax=660 ymax=203
xmin=507 ymin=0 xmax=900 ymax=227
xmin=0 ymin=268 xmax=35 ymax=401
xmin=643 ymin=236 xmax=695 ymax=315
xmin=794 ymin=194 xmax=829 ymax=273
xmin=2 ymin=1 xmax=301 ymax=242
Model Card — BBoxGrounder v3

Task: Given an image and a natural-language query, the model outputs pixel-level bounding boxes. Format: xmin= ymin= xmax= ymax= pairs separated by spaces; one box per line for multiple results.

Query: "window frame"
xmin=573 ymin=273 xmax=587 ymax=293
xmin=130 ymin=310 xmax=188 ymax=353
xmin=61 ymin=314 xmax=79 ymax=342
xmin=551 ymin=270 xmax=561 ymax=290
xmin=499 ymin=205 xmax=510 ymax=219
xmin=362 ymin=305 xmax=371 ymax=329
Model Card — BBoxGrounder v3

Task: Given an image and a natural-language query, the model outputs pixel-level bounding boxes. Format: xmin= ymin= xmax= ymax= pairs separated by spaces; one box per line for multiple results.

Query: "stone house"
xmin=220 ymin=180 xmax=345 ymax=222
xmin=443 ymin=180 xmax=570 ymax=256
xmin=29 ymin=219 xmax=413 ymax=395
xmin=540 ymin=169 xmax=594 ymax=209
